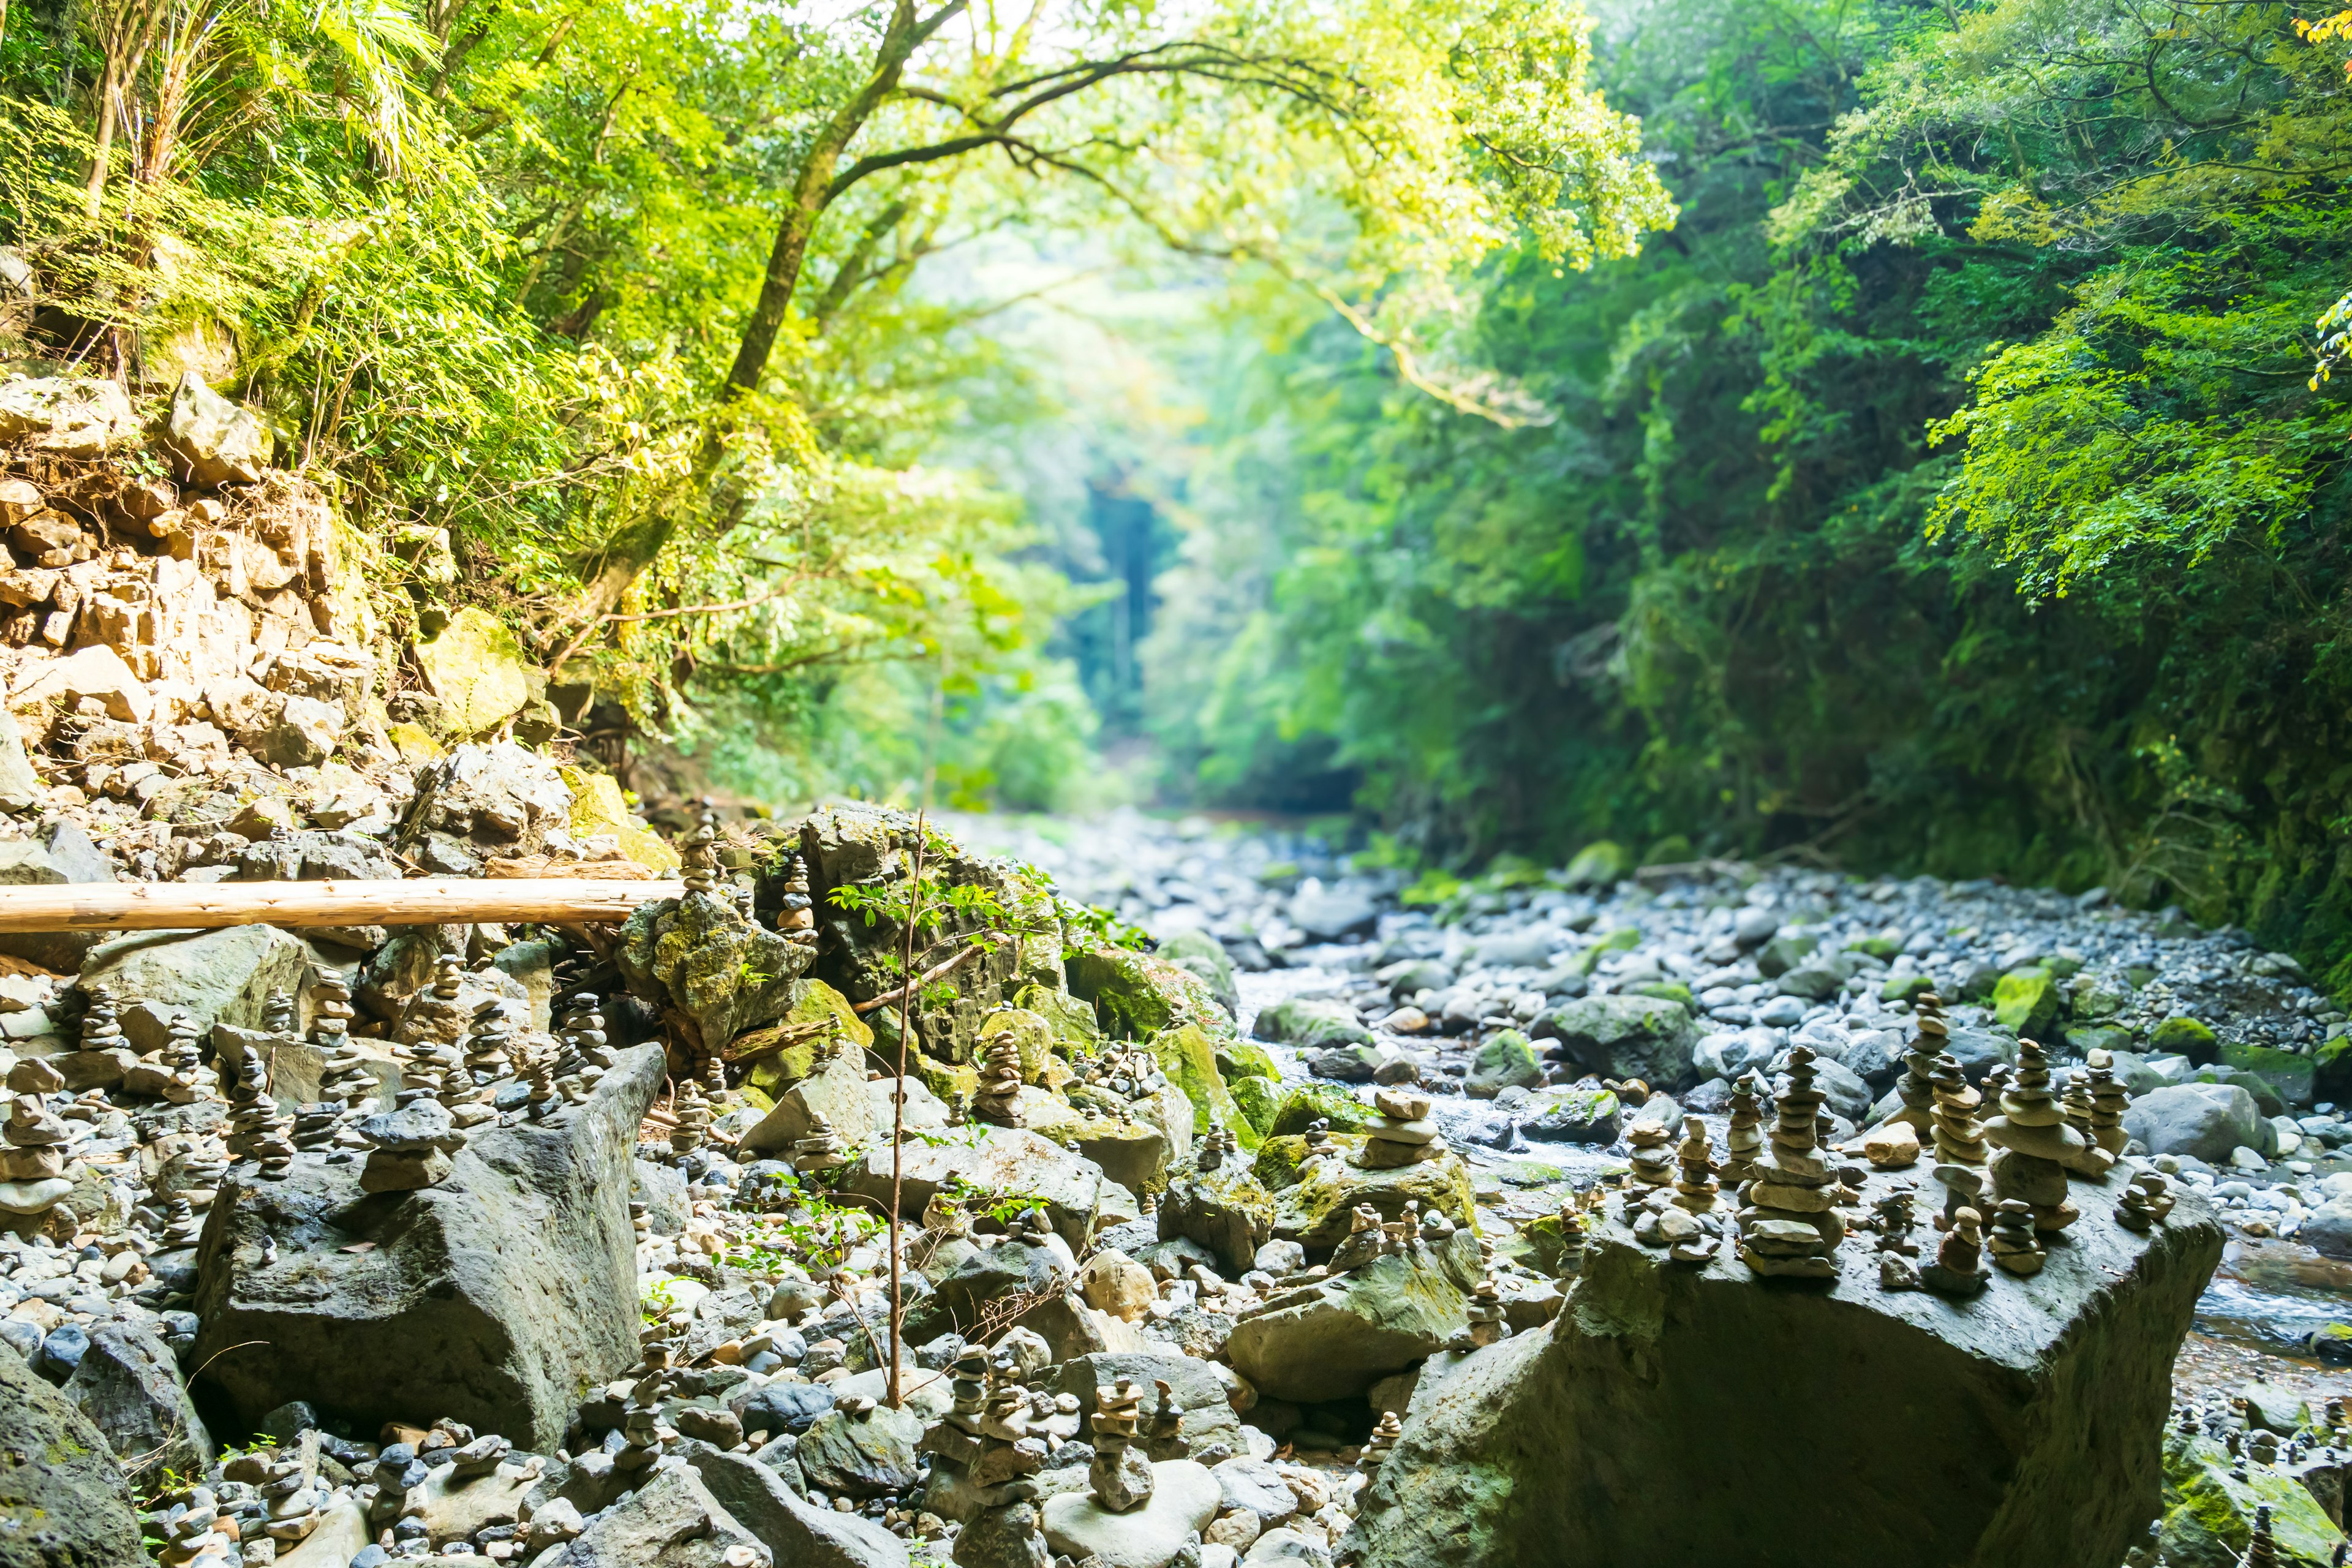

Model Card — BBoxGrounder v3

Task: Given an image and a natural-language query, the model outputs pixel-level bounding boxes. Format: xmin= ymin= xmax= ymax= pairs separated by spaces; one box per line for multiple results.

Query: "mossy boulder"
xmin=2159 ymin=1429 xmax=2344 ymax=1566
xmin=1533 ymin=994 xmax=1703 ymax=1087
xmin=1561 ymin=840 xmax=1631 ymax=890
xmin=562 ymin=767 xmax=680 ymax=873
xmin=1015 ymin=984 xmax=1101 ymax=1058
xmin=2218 ymin=1042 xmax=2315 ymax=1109
xmin=1229 ymin=1075 xmax=1281 ymax=1137
xmin=1992 ymin=967 xmax=2063 ymax=1038
xmin=1269 ymin=1082 xmax=1382 ymax=1139
xmin=1880 ymin=972 xmax=1937 ymax=1003
xmin=978 ymin=1007 xmax=1067 ymax=1087
xmin=1271 ymin=1145 xmax=1478 ymax=1251
xmin=1218 ymin=1040 xmax=1280 ymax=1084
xmin=742 ymin=980 xmax=871 ymax=1100
xmin=1156 ymin=929 xmax=1238 ymax=1015
xmin=1625 ymin=980 xmax=1695 ymax=1012
xmin=1227 ymin=1251 xmax=1470 ymax=1403
xmin=2065 ymin=1023 xmax=2136 ymax=1059
xmin=1254 ymin=997 xmax=1373 ymax=1049
xmin=618 ymin=892 xmax=812 ymax=1052
xmin=414 ymin=605 xmax=533 ymax=737
xmin=1465 ymin=1031 xmax=1544 ymax=1099
xmin=1254 ymin=1134 xmax=1313 ymax=1189
xmin=1021 ymin=1093 xmax=1172 ymax=1195
xmin=1845 ymin=935 xmax=1902 ymax=960
xmin=2152 ymin=1016 xmax=2222 ymax=1064
xmin=1066 ymin=945 xmax=1233 ymax=1040
xmin=1149 ymin=1023 xmax=1256 ymax=1148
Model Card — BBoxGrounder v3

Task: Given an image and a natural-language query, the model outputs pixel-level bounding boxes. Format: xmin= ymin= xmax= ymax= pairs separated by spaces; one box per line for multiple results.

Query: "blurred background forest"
xmin=8 ymin=0 xmax=2352 ymax=979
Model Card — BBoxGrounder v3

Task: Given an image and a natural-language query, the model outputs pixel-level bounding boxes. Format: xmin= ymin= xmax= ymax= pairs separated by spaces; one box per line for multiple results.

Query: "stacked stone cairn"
xmin=1301 ymin=1117 xmax=1341 ymax=1162
xmin=1889 ymin=993 xmax=1950 ymax=1133
xmin=76 ymin=981 xmax=128 ymax=1077
xmin=1721 ymin=1075 xmax=1763 ymax=1185
xmin=400 ymin=952 xmax=470 ymax=1050
xmin=669 ymin=1077 xmax=711 ymax=1164
xmin=451 ymin=998 xmax=518 ymax=1126
xmin=1735 ymin=1044 xmax=1840 ymax=1280
xmin=159 ymin=1193 xmax=203 ymax=1248
xmin=358 ymin=1090 xmax=466 ymax=1194
xmin=2117 ymin=1170 xmax=2176 ymax=1231
xmin=1 ymin=1057 xmax=74 ymax=1223
xmin=775 ymin=851 xmax=820 ymax=956
xmin=1874 ymin=1189 xmax=1921 ymax=1290
xmin=1196 ymin=1124 xmax=1236 ymax=1173
xmin=225 ymin=1442 xmax=326 ymax=1547
xmin=156 ymin=1493 xmax=238 ymax=1567
xmin=2086 ymin=1049 xmax=2132 ymax=1157
xmin=615 ymin=1345 xmax=680 ymax=1476
xmin=1927 ymin=1052 xmax=1990 ymax=1229
xmin=1329 ymin=1204 xmax=1388 ymax=1273
xmin=1088 ymin=1045 xmax=1165 ymax=1099
xmin=790 ymin=1109 xmax=848 ymax=1174
xmin=1922 ymin=1204 xmax=1988 ymax=1297
xmin=1984 ymin=1038 xmax=2084 ymax=1233
xmin=1673 ymin=1114 xmax=1719 ymax=1213
xmin=1088 ymin=1377 xmax=1155 ymax=1512
xmin=679 ymin=811 xmax=721 ymax=897
xmin=127 ymin=1012 xmax=206 ymax=1103
xmin=520 ymin=1036 xmax=558 ymax=1121
xmin=1986 ymin=1197 xmax=2047 ymax=1276
xmin=1464 ymin=1277 xmax=1507 ymax=1346
xmin=1360 ymin=1412 xmax=1403 ymax=1472
xmin=1624 ymin=1114 xmax=1674 ymax=1191
xmin=555 ymin=992 xmax=614 ymax=1099
xmin=973 ymin=1033 xmax=1026 ymax=1128
xmin=1359 ymin=1087 xmax=1446 ymax=1169
xmin=1553 ymin=1198 xmax=1589 ymax=1278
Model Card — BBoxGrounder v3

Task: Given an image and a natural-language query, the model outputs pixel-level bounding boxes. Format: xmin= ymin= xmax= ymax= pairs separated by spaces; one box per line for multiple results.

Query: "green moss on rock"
xmin=2153 ymin=1016 xmax=2222 ymax=1064
xmin=1148 ymin=1023 xmax=1256 ymax=1148
xmin=1066 ymin=944 xmax=1233 ymax=1041
xmin=1270 ymin=1082 xmax=1382 ymax=1139
xmin=1992 ymin=968 xmax=2062 ymax=1038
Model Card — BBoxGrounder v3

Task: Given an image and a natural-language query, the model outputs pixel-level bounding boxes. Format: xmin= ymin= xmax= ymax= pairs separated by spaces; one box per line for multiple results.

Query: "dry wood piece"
xmin=719 ymin=1016 xmax=842 ymax=1065
xmin=0 ymin=878 xmax=687 ymax=931
xmin=484 ymin=855 xmax=658 ymax=881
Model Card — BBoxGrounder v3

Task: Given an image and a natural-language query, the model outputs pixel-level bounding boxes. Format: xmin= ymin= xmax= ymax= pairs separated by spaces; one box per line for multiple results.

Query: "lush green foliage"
xmin=0 ymin=0 xmax=1675 ymax=810
xmin=1143 ymin=0 xmax=2352 ymax=984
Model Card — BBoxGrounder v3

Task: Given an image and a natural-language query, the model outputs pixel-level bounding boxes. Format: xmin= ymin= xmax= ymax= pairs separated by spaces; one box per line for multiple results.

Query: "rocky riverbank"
xmin=2 ymin=729 xmax=2345 ymax=1568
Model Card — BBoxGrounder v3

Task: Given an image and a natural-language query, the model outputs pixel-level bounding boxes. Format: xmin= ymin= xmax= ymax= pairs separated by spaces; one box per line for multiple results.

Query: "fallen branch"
xmin=720 ymin=1016 xmax=842 ymax=1065
xmin=852 ymin=942 xmax=983 ymax=1015
xmin=0 ymin=878 xmax=686 ymax=932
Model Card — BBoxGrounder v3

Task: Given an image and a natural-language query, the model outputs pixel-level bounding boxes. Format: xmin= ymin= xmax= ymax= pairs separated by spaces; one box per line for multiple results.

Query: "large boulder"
xmin=1265 ymin=1141 xmax=1477 ymax=1253
xmin=2124 ymin=1083 xmax=2264 ymax=1162
xmin=0 ymin=817 xmax=116 ymax=973
xmin=1150 ymin=1023 xmax=1253 ymax=1147
xmin=555 ymin=1464 xmax=767 ymax=1567
xmin=191 ymin=1043 xmax=665 ymax=1450
xmin=1159 ymin=1164 xmax=1275 ymax=1272
xmin=795 ymin=1403 xmax=925 ymax=1498
xmin=1227 ymin=1251 xmax=1469 ymax=1404
xmin=741 ymin=1044 xmax=877 ymax=1157
xmin=407 ymin=742 xmax=575 ymax=855
xmin=1042 ymin=1459 xmax=1220 ymax=1568
xmin=0 ymin=375 xmax=138 ymax=458
xmin=1533 ymin=995 xmax=1702 ymax=1087
xmin=840 ymin=1126 xmax=1116 ymax=1250
xmin=1345 ymin=1164 xmax=2225 ymax=1568
xmin=413 ymin=608 xmax=536 ymax=738
xmin=685 ymin=1447 xmax=908 ymax=1568
xmin=61 ymin=1320 xmax=210 ymax=1487
xmin=1288 ymin=883 xmax=1382 ymax=941
xmin=0 ymin=1341 xmax=146 ymax=1568
xmin=1050 ymin=1351 xmax=1242 ymax=1462
xmin=620 ymin=891 xmax=814 ymax=1054
xmin=1254 ymin=998 xmax=1373 ymax=1049
xmin=1068 ymin=945 xmax=1234 ymax=1040
xmin=162 ymin=370 xmax=268 ymax=485
xmin=81 ymin=922 xmax=312 ymax=1050
xmin=2158 ymin=1428 xmax=2345 ymax=1566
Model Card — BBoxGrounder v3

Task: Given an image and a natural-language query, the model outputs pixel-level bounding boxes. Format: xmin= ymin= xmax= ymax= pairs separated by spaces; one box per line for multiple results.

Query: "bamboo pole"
xmin=0 ymin=878 xmax=688 ymax=932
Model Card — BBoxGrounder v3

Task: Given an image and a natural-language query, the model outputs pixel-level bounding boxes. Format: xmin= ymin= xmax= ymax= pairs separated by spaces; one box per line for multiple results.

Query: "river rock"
xmin=1345 ymin=1163 xmax=2224 ymax=1568
xmin=796 ymin=1401 xmax=925 ymax=1498
xmin=191 ymin=1042 xmax=664 ymax=1450
xmin=1254 ymin=998 xmax=1374 ymax=1049
xmin=1532 ymin=995 xmax=1702 ymax=1087
xmin=0 ymin=1341 xmax=146 ymax=1568
xmin=731 ymin=1379 xmax=838 ymax=1436
xmin=556 ymin=1463 xmax=767 ymax=1567
xmin=1465 ymin=1031 xmax=1544 ymax=1099
xmin=162 ymin=369 xmax=268 ymax=486
xmin=1159 ymin=1164 xmax=1275 ymax=1271
xmin=1518 ymin=1086 xmax=1621 ymax=1144
xmin=60 ymin=1320 xmax=210 ymax=1487
xmin=1227 ymin=1251 xmax=1469 ymax=1403
xmin=742 ymin=1044 xmax=877 ymax=1156
xmin=2124 ymin=1082 xmax=2264 ymax=1162
xmin=687 ymin=1446 xmax=910 ymax=1568
xmin=1042 ymin=1458 xmax=1221 ymax=1568
xmin=1288 ymin=884 xmax=1381 ymax=942
xmin=2158 ymin=1427 xmax=2345 ymax=1565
